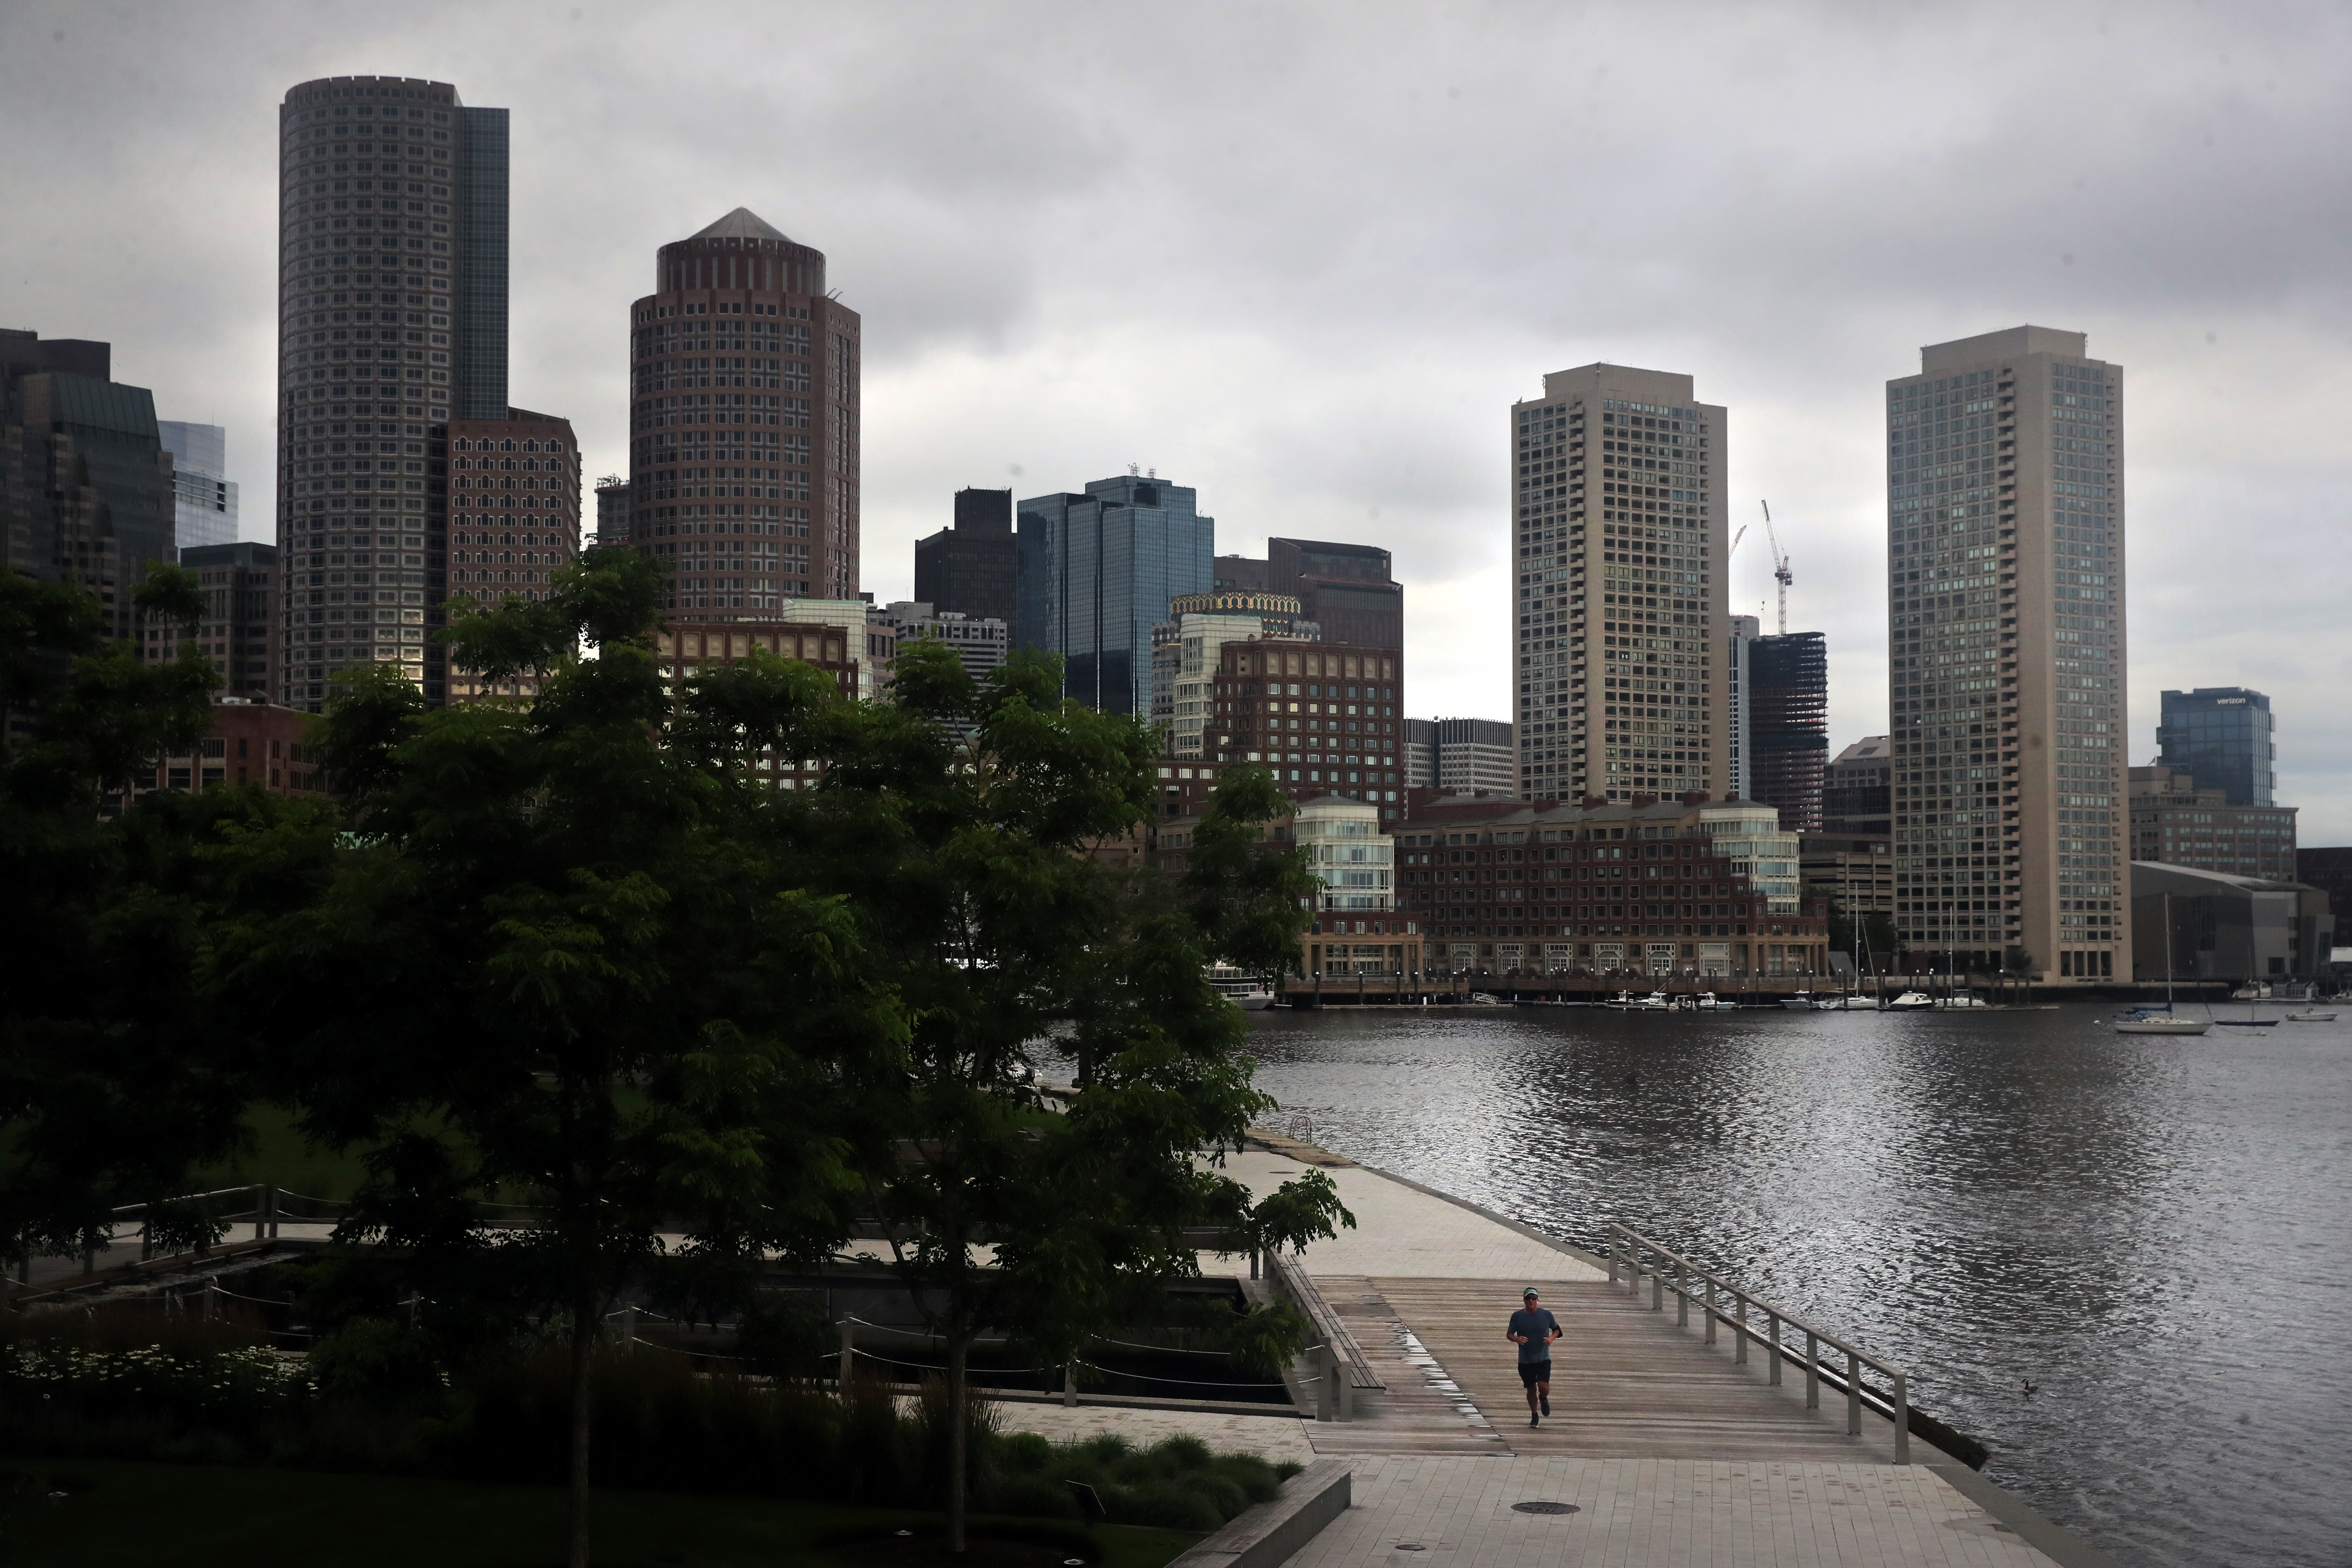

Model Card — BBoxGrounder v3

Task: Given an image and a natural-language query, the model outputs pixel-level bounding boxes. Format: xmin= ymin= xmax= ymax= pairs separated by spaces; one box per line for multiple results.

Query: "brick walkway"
xmin=1287 ymin=1455 xmax=2062 ymax=1568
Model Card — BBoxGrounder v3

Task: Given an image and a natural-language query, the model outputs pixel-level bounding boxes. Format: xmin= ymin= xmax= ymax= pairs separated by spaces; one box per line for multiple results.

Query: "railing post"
xmin=1805 ymin=1330 xmax=1819 ymax=1409
xmin=619 ymin=1305 xmax=637 ymax=1352
xmin=1846 ymin=1348 xmax=1862 ymax=1436
xmin=1767 ymin=1313 xmax=1782 ymax=1386
xmin=1607 ymin=1233 xmax=1620 ymax=1286
xmin=1649 ymin=1247 xmax=1662 ymax=1312
xmin=838 ymin=1317 xmax=854 ymax=1392
xmin=1734 ymin=1293 xmax=1748 ymax=1366
xmin=252 ymin=1182 xmax=267 ymax=1242
xmin=1703 ymin=1274 xmax=1717 ymax=1345
xmin=1893 ymin=1369 xmax=1911 ymax=1464
xmin=266 ymin=1184 xmax=279 ymax=1240
xmin=1063 ymin=1362 xmax=1077 ymax=1408
xmin=1316 ymin=1342 xmax=1337 ymax=1422
xmin=1675 ymin=1261 xmax=1688 ymax=1328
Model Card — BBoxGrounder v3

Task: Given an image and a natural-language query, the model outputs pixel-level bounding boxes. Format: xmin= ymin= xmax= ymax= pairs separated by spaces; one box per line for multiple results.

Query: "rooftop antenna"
xmin=1129 ymin=461 xmax=1140 ymax=476
xmin=1761 ymin=500 xmax=1792 ymax=634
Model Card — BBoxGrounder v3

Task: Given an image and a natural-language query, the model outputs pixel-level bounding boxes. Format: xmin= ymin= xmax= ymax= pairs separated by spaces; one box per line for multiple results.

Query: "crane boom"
xmin=1760 ymin=499 xmax=1792 ymax=634
xmin=1727 ymin=524 xmax=1749 ymax=558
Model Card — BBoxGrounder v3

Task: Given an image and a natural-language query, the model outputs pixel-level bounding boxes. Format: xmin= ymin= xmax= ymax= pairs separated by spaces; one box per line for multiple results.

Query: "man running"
xmin=1506 ymin=1286 xmax=1561 ymax=1427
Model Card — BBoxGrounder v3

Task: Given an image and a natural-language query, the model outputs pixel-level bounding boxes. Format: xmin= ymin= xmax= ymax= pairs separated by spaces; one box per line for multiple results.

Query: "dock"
xmin=1207 ymin=1145 xmax=2120 ymax=1568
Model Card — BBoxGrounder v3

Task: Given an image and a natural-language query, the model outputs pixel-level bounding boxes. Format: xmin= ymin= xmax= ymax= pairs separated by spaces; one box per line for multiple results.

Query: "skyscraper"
xmin=1886 ymin=326 xmax=2126 ymax=981
xmin=158 ymin=423 xmax=239 ymax=550
xmin=626 ymin=209 xmax=861 ymax=611
xmin=275 ymin=75 xmax=511 ymax=708
xmin=1511 ymin=365 xmax=1727 ymax=803
xmin=2 ymin=329 xmax=175 ymax=642
xmin=914 ymin=487 xmax=1017 ymax=629
xmin=1015 ymin=474 xmax=1213 ymax=716
xmin=1724 ymin=614 xmax=1758 ymax=800
xmin=2156 ymin=687 xmax=2274 ymax=806
xmin=1749 ymin=631 xmax=1828 ymax=833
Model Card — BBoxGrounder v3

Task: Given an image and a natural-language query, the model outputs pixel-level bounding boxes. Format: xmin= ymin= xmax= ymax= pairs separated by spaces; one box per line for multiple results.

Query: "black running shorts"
xmin=1518 ymin=1359 xmax=1553 ymax=1387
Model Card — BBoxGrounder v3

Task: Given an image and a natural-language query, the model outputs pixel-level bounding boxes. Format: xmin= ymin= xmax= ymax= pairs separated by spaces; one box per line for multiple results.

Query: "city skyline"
xmin=6 ymin=6 xmax=2349 ymax=829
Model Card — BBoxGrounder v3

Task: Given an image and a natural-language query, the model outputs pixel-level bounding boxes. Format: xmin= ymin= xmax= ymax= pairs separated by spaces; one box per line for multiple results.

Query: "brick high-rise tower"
xmin=274 ymin=76 xmax=511 ymax=709
xmin=627 ymin=210 xmax=861 ymax=612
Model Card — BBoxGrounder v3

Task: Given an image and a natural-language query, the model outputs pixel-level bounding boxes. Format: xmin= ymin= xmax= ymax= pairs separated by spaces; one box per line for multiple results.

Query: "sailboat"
xmin=2116 ymin=892 xmax=2212 ymax=1036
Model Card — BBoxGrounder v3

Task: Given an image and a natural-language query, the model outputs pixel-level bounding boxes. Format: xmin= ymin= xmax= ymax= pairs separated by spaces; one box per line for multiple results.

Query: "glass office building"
xmin=1015 ymin=474 xmax=1213 ymax=717
xmin=2157 ymin=687 xmax=2274 ymax=807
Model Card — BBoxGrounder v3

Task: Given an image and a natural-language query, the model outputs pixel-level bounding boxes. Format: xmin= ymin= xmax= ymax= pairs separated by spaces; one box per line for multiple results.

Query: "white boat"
xmin=2285 ymin=1011 xmax=2339 ymax=1023
xmin=1690 ymin=992 xmax=1736 ymax=1010
xmin=1883 ymin=991 xmax=1937 ymax=1011
xmin=1207 ymin=967 xmax=1278 ymax=1011
xmin=2116 ymin=894 xmax=2211 ymax=1034
xmin=1605 ymin=991 xmax=1669 ymax=1010
xmin=1937 ymin=994 xmax=1994 ymax=1009
xmin=1467 ymin=992 xmax=1505 ymax=1006
xmin=1812 ymin=994 xmax=1874 ymax=1010
xmin=2116 ymin=1008 xmax=2212 ymax=1036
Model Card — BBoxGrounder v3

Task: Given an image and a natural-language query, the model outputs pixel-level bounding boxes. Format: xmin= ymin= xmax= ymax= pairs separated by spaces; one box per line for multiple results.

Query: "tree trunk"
xmin=947 ymin=1331 xmax=969 ymax=1553
xmin=568 ymin=1294 xmax=597 ymax=1568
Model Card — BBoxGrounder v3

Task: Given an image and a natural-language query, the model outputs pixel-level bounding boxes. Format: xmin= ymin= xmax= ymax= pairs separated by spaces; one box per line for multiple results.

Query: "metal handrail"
xmin=1603 ymin=1222 xmax=1911 ymax=1464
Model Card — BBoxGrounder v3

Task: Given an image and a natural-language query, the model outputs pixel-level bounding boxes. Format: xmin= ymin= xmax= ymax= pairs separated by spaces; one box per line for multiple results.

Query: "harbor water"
xmin=1239 ymin=1002 xmax=2352 ymax=1568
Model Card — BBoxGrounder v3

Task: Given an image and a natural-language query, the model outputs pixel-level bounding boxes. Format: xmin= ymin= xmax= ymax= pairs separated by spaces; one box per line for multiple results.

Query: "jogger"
xmin=1507 ymin=1286 xmax=1561 ymax=1427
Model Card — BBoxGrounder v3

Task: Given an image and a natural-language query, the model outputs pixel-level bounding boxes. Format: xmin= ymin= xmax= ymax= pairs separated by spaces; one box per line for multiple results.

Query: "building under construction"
xmin=1749 ymin=631 xmax=1827 ymax=832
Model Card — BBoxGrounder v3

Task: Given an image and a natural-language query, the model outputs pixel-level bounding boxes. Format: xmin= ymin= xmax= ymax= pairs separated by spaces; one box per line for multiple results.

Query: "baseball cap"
xmin=1522 ymin=1287 xmax=1540 ymax=1298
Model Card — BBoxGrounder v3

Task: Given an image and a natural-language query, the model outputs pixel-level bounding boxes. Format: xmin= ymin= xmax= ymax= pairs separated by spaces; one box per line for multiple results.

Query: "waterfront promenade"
xmin=1197 ymin=1142 xmax=2117 ymax=1568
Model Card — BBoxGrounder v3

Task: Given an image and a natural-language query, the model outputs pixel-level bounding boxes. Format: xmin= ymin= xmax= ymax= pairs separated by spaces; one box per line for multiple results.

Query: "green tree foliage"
xmin=0 ymin=566 xmax=267 ymax=1265
xmin=794 ymin=637 xmax=1351 ymax=1550
xmin=220 ymin=552 xmax=903 ymax=1568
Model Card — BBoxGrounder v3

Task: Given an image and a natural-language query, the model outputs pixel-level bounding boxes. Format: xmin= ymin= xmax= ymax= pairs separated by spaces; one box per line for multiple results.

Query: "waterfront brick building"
xmin=627 ymin=209 xmax=860 ymax=609
xmin=1208 ymin=637 xmax=1405 ymax=819
xmin=444 ymin=409 xmax=581 ymax=703
xmin=654 ymin=607 xmax=886 ymax=792
xmin=126 ymin=699 xmax=326 ymax=804
xmin=1396 ymin=792 xmax=1827 ymax=978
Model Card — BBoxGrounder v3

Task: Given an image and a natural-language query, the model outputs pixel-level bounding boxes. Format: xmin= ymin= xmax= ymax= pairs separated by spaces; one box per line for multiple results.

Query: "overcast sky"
xmin=6 ymin=2 xmax=2348 ymax=833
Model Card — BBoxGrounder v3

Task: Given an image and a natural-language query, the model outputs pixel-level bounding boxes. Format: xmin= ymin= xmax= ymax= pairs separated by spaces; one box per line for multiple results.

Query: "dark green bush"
xmin=3 ymin=1312 xmax=1287 ymax=1531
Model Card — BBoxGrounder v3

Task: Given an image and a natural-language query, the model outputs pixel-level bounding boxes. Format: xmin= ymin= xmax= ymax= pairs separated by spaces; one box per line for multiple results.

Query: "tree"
xmin=0 ymin=565 xmax=264 ymax=1269
xmin=220 ymin=552 xmax=903 ymax=1568
xmin=777 ymin=638 xmax=1350 ymax=1552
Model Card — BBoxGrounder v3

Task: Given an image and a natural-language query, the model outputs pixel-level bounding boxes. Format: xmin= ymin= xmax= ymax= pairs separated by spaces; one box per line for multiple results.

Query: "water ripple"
xmin=1238 ymin=1004 xmax=2352 ymax=1568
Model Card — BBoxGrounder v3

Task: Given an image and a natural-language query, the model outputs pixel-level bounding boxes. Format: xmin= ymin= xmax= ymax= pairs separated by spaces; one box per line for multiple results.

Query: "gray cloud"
xmin=5 ymin=0 xmax=2348 ymax=831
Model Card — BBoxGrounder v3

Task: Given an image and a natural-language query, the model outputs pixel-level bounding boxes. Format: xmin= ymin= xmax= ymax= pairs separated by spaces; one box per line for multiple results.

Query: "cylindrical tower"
xmin=626 ymin=209 xmax=861 ymax=611
xmin=273 ymin=75 xmax=508 ymax=710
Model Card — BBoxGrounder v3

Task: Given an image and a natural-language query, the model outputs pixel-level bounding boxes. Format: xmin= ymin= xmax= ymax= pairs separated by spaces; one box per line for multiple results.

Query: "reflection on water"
xmin=1238 ymin=1004 xmax=2352 ymax=1568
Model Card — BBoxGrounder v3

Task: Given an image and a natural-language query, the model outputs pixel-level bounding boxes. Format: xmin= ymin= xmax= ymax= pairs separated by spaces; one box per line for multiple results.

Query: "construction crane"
xmin=1727 ymin=523 xmax=1749 ymax=559
xmin=1760 ymin=500 xmax=1793 ymax=634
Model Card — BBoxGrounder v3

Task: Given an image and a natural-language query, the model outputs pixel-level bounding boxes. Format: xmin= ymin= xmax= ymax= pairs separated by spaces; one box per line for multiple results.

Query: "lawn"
xmin=0 ymin=1458 xmax=1205 ymax=1568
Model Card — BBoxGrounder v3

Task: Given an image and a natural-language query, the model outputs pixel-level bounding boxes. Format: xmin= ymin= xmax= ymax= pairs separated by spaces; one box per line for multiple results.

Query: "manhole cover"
xmin=1511 ymin=1501 xmax=1582 ymax=1516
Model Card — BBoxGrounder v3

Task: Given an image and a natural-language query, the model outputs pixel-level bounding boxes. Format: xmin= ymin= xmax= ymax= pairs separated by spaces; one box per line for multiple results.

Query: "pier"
xmin=1196 ymin=1142 xmax=2119 ymax=1568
